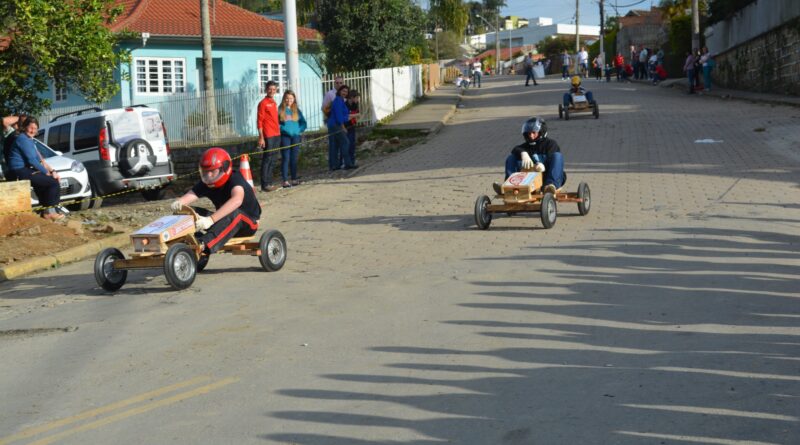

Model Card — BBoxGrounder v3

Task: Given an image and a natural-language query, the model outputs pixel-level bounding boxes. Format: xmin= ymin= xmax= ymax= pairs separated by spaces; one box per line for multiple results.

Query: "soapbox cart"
xmin=558 ymin=93 xmax=599 ymax=120
xmin=474 ymin=171 xmax=591 ymax=229
xmin=94 ymin=206 xmax=286 ymax=291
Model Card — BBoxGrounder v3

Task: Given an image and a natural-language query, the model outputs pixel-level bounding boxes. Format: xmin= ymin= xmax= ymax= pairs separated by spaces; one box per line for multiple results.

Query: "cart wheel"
xmin=259 ymin=230 xmax=287 ymax=272
xmin=558 ymin=104 xmax=563 ymax=119
xmin=197 ymin=253 xmax=210 ymax=272
xmin=164 ymin=243 xmax=197 ymax=290
xmin=474 ymin=195 xmax=492 ymax=230
xmin=540 ymin=193 xmax=557 ymax=229
xmin=564 ymin=108 xmax=570 ymax=121
xmin=94 ymin=248 xmax=127 ymax=292
xmin=577 ymin=182 xmax=591 ymax=216
xmin=593 ymin=102 xmax=599 ymax=119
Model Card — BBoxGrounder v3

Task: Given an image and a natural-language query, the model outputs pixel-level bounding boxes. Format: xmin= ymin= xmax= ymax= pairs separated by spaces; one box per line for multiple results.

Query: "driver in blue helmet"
xmin=493 ymin=117 xmax=565 ymax=195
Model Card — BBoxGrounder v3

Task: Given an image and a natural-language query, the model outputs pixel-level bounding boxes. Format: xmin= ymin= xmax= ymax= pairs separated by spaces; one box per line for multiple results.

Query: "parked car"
xmin=36 ymin=105 xmax=175 ymax=208
xmin=31 ymin=139 xmax=93 ymax=210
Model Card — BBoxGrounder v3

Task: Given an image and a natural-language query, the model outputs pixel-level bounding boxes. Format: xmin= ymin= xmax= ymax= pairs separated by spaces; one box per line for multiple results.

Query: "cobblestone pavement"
xmin=1 ymin=76 xmax=799 ymax=444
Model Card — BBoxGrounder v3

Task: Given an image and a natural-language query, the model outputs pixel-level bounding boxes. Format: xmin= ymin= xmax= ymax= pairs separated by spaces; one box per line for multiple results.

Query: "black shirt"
xmin=191 ymin=170 xmax=261 ymax=220
xmin=511 ymin=137 xmax=561 ymax=160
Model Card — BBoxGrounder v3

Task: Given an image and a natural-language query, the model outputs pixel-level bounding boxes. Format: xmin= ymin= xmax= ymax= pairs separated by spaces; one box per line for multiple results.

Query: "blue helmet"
xmin=521 ymin=117 xmax=547 ymax=143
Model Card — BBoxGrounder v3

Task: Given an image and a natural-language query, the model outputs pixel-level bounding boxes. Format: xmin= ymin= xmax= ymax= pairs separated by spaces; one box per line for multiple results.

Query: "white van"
xmin=37 ymin=106 xmax=175 ymax=207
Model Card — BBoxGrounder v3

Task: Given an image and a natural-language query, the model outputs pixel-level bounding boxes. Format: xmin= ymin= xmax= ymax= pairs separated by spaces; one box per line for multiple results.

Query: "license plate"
xmin=60 ymin=178 xmax=69 ymax=189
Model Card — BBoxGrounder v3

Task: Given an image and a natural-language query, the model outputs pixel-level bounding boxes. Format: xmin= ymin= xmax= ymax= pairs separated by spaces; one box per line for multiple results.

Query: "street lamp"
xmin=475 ymin=13 xmax=500 ymax=76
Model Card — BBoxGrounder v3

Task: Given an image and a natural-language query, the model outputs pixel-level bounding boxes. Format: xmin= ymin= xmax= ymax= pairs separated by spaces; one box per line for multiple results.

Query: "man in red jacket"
xmin=257 ymin=80 xmax=281 ymax=192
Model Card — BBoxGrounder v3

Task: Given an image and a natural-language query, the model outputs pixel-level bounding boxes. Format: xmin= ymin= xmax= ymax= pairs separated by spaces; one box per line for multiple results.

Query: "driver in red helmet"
xmin=170 ymin=147 xmax=262 ymax=253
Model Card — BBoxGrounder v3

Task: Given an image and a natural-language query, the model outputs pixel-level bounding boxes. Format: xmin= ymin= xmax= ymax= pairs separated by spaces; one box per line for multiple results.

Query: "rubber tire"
xmin=118 ymin=138 xmax=155 ymax=178
xmin=259 ymin=230 xmax=287 ymax=272
xmin=67 ymin=196 xmax=92 ymax=212
xmin=164 ymin=243 xmax=197 ymax=290
xmin=89 ymin=179 xmax=103 ymax=209
xmin=196 ymin=254 xmax=209 ymax=272
xmin=474 ymin=195 xmax=492 ymax=230
xmin=94 ymin=247 xmax=127 ymax=292
xmin=141 ymin=187 xmax=166 ymax=201
xmin=558 ymin=104 xmax=563 ymax=119
xmin=540 ymin=193 xmax=557 ymax=229
xmin=564 ymin=108 xmax=570 ymax=121
xmin=593 ymin=102 xmax=599 ymax=119
xmin=577 ymin=182 xmax=591 ymax=216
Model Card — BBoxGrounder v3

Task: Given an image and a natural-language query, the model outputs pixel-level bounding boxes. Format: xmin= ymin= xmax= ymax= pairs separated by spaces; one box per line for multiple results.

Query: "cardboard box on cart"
xmin=501 ymin=171 xmax=543 ymax=202
xmin=130 ymin=214 xmax=196 ymax=254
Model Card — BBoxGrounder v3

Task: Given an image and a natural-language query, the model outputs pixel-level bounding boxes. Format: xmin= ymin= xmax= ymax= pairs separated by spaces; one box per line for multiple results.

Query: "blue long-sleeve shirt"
xmin=8 ymin=134 xmax=47 ymax=174
xmin=280 ymin=108 xmax=307 ymax=137
xmin=326 ymin=96 xmax=350 ymax=128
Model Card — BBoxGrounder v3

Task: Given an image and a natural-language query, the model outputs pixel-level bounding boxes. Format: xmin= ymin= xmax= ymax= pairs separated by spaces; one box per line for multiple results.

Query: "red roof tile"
xmin=110 ymin=0 xmax=318 ymax=41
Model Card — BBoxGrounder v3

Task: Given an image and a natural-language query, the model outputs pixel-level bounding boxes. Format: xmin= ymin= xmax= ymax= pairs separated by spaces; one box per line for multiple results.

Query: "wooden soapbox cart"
xmin=558 ymin=93 xmax=599 ymax=120
xmin=474 ymin=170 xmax=591 ymax=230
xmin=94 ymin=206 xmax=286 ymax=291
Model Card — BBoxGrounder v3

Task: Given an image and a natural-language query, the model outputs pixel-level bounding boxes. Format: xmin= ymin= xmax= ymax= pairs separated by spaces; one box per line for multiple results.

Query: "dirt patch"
xmin=0 ymin=214 xmax=123 ymax=265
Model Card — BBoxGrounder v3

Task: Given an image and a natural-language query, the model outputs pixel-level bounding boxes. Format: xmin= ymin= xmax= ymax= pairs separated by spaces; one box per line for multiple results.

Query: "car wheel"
xmin=164 ymin=243 xmax=197 ymax=290
xmin=577 ymin=182 xmax=591 ymax=216
xmin=558 ymin=104 xmax=563 ymax=119
xmin=474 ymin=195 xmax=492 ymax=230
xmin=593 ymin=102 xmax=599 ymax=119
xmin=564 ymin=108 xmax=570 ymax=121
xmin=141 ymin=187 xmax=166 ymax=201
xmin=197 ymin=254 xmax=210 ymax=272
xmin=94 ymin=248 xmax=127 ymax=292
xmin=119 ymin=138 xmax=155 ymax=177
xmin=89 ymin=179 xmax=103 ymax=209
xmin=540 ymin=193 xmax=557 ymax=229
xmin=259 ymin=230 xmax=287 ymax=272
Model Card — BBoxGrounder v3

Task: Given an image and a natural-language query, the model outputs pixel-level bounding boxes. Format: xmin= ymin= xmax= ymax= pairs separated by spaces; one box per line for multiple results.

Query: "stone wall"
xmin=714 ymin=18 xmax=800 ymax=95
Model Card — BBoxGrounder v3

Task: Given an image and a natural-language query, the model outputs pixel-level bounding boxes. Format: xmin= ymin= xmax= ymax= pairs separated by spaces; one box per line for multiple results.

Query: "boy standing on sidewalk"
xmin=257 ymin=80 xmax=281 ymax=192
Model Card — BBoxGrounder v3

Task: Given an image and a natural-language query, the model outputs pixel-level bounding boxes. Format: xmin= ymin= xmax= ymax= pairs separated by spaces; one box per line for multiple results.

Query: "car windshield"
xmin=33 ymin=139 xmax=58 ymax=159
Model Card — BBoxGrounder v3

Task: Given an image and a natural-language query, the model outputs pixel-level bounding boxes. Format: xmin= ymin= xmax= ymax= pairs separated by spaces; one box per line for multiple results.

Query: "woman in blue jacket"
xmin=327 ymin=84 xmax=353 ymax=170
xmin=278 ymin=90 xmax=307 ymax=187
xmin=7 ymin=117 xmax=63 ymax=221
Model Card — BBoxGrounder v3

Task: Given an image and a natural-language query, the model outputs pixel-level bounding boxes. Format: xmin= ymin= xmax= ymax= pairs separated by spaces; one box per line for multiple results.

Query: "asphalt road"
xmin=1 ymin=75 xmax=799 ymax=445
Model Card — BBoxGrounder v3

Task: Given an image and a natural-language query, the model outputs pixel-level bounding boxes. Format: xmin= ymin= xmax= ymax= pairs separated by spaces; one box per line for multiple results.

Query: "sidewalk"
xmin=658 ymin=78 xmax=800 ymax=107
xmin=381 ymin=85 xmax=462 ymax=134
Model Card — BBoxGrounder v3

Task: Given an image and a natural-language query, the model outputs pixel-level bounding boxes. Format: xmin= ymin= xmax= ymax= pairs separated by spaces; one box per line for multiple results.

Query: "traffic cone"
xmin=239 ymin=154 xmax=255 ymax=191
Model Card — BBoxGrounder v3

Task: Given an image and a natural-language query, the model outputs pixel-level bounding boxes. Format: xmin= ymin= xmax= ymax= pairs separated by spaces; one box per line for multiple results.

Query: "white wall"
xmin=369 ymin=65 xmax=423 ymax=122
xmin=705 ymin=0 xmax=800 ymax=54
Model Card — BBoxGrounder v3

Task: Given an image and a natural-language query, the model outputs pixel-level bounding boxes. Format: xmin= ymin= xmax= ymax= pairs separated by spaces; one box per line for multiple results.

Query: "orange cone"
xmin=239 ymin=154 xmax=255 ymax=190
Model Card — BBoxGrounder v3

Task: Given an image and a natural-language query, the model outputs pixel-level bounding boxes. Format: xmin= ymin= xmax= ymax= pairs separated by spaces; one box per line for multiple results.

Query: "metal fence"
xmin=39 ymin=67 xmax=423 ymax=147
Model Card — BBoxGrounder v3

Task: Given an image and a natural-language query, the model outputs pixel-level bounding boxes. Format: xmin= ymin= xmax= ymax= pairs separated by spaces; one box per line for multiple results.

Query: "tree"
xmin=317 ymin=0 xmax=425 ymax=72
xmin=429 ymin=31 xmax=464 ymax=60
xmin=0 ymin=0 xmax=130 ymax=115
xmin=429 ymin=0 xmax=469 ymax=37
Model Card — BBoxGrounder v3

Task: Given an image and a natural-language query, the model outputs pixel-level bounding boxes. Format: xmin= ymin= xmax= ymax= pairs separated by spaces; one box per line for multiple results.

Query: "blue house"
xmin=48 ymin=0 xmax=324 ymax=143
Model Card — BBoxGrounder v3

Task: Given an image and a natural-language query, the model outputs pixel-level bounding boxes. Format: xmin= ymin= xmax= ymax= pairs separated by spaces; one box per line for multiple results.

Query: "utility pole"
xmin=599 ymin=0 xmax=605 ymax=61
xmin=575 ymin=0 xmax=580 ymax=54
xmin=691 ymin=0 xmax=700 ymax=52
xmin=200 ymin=0 xmax=217 ymax=138
xmin=495 ymin=12 xmax=500 ymax=75
xmin=283 ymin=0 xmax=300 ymax=93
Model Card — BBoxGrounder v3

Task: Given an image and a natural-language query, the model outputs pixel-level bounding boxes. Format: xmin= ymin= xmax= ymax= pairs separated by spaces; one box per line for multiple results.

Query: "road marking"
xmin=25 ymin=378 xmax=238 ymax=445
xmin=0 ymin=376 xmax=211 ymax=445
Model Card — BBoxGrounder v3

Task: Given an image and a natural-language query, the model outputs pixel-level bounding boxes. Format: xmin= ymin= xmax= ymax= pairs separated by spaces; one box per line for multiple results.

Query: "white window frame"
xmin=257 ymin=60 xmax=287 ymax=94
xmin=134 ymin=57 xmax=186 ymax=95
xmin=54 ymin=84 xmax=68 ymax=102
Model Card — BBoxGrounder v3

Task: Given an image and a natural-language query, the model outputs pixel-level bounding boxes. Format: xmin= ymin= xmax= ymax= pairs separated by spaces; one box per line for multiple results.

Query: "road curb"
xmin=0 ymin=232 xmax=130 ymax=282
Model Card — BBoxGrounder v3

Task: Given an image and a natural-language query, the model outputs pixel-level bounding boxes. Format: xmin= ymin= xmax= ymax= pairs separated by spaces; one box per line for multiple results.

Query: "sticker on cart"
xmin=504 ymin=172 xmax=536 ymax=187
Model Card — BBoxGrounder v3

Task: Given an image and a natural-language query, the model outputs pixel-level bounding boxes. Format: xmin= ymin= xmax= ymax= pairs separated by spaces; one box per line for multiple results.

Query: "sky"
xmin=499 ymin=0 xmax=654 ymax=27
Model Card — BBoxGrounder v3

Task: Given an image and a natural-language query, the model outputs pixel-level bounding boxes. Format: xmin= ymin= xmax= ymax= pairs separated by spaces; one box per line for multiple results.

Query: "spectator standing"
xmin=700 ymin=47 xmax=715 ymax=92
xmin=561 ymin=50 xmax=571 ymax=80
xmin=630 ymin=45 xmax=638 ymax=79
xmin=278 ymin=90 xmax=307 ymax=188
xmin=638 ymin=46 xmax=649 ymax=80
xmin=322 ymin=76 xmax=344 ymax=169
xmin=614 ymin=53 xmax=625 ymax=81
xmin=472 ymin=59 xmax=482 ymax=88
xmin=578 ymin=46 xmax=589 ymax=78
xmin=593 ymin=53 xmax=604 ymax=81
xmin=257 ymin=80 xmax=281 ymax=192
xmin=7 ymin=117 xmax=63 ymax=221
xmin=648 ymin=52 xmax=658 ymax=82
xmin=327 ymin=84 xmax=353 ymax=170
xmin=683 ymin=50 xmax=697 ymax=94
xmin=524 ymin=52 xmax=537 ymax=86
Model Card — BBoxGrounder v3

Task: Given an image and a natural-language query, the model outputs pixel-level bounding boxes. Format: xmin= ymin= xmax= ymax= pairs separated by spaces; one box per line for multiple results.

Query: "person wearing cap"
xmin=493 ymin=117 xmax=565 ymax=196
xmin=170 ymin=147 xmax=262 ymax=254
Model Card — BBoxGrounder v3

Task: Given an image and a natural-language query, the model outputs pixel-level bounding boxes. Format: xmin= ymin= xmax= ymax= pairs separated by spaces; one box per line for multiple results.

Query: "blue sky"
xmin=502 ymin=0 xmax=653 ymax=26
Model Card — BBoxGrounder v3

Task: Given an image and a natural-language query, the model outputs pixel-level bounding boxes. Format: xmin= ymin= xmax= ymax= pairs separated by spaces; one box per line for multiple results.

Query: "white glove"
xmin=196 ymin=216 xmax=214 ymax=231
xmin=534 ymin=162 xmax=546 ymax=173
xmin=520 ymin=152 xmax=534 ymax=170
xmin=170 ymin=200 xmax=183 ymax=212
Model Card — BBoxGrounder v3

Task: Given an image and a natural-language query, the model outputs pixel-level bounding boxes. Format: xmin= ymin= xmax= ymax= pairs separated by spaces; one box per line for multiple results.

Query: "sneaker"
xmin=492 ymin=182 xmax=503 ymax=195
xmin=281 ymin=181 xmax=292 ymax=188
xmin=543 ymin=184 xmax=557 ymax=195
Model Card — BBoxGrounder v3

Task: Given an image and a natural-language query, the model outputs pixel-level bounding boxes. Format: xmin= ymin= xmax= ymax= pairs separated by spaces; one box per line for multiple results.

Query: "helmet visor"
xmin=200 ymin=166 xmax=224 ymax=185
xmin=522 ymin=119 xmax=543 ymax=134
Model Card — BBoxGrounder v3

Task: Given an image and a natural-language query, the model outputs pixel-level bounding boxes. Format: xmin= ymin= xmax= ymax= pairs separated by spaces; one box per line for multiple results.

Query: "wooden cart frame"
xmin=558 ymin=93 xmax=599 ymax=120
xmin=94 ymin=206 xmax=286 ymax=291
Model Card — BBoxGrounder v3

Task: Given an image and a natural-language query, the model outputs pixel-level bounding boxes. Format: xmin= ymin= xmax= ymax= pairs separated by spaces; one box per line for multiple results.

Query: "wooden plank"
xmin=114 ymin=256 xmax=164 ymax=270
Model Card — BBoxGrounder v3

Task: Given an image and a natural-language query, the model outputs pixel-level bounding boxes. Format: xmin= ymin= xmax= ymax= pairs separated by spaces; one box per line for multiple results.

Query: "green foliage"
xmin=430 ymin=30 xmax=464 ymax=59
xmin=668 ymin=14 xmax=692 ymax=55
xmin=537 ymin=36 xmax=576 ymax=59
xmin=318 ymin=0 xmax=425 ymax=72
xmin=429 ymin=0 xmax=470 ymax=36
xmin=0 ymin=0 xmax=130 ymax=115
xmin=588 ymin=26 xmax=618 ymax=61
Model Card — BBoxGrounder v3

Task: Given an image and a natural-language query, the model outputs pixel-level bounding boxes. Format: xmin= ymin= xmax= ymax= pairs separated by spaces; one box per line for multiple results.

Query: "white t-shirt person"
xmin=473 ymin=60 xmax=482 ymax=74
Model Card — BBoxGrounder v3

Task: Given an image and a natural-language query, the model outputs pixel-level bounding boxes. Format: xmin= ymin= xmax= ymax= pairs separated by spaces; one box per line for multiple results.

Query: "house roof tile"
xmin=111 ymin=0 xmax=318 ymax=41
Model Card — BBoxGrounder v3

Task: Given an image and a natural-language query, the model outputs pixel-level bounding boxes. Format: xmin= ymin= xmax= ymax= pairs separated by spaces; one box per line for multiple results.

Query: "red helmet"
xmin=199 ymin=147 xmax=232 ymax=188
